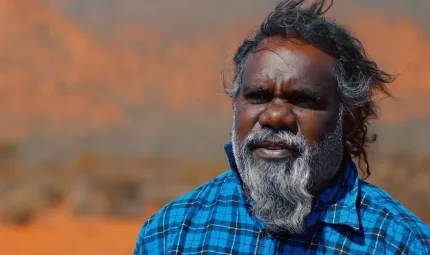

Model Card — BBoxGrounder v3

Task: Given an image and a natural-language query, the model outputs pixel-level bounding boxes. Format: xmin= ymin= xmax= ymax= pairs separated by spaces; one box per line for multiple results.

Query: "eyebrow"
xmin=293 ymin=87 xmax=323 ymax=97
xmin=242 ymin=83 xmax=325 ymax=97
xmin=242 ymin=84 xmax=268 ymax=93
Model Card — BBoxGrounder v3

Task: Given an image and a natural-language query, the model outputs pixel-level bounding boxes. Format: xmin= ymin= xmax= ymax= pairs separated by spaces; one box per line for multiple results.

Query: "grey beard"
xmin=232 ymin=111 xmax=344 ymax=235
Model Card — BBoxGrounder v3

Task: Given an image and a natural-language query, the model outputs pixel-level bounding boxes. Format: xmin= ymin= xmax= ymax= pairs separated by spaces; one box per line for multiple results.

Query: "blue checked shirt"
xmin=134 ymin=143 xmax=430 ymax=254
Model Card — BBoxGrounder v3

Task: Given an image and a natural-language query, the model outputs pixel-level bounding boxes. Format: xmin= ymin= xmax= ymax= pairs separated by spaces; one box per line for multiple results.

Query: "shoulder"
xmin=133 ymin=170 xmax=238 ymax=254
xmin=359 ymin=180 xmax=430 ymax=253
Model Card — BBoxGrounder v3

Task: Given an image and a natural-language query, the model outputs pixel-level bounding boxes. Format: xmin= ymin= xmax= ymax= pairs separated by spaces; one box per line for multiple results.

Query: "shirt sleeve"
xmin=133 ymin=212 xmax=167 ymax=255
xmin=133 ymin=224 xmax=147 ymax=255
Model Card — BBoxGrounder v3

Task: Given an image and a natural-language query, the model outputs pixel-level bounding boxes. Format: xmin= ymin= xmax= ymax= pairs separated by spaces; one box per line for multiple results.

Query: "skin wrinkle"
xmin=252 ymin=40 xmax=318 ymax=90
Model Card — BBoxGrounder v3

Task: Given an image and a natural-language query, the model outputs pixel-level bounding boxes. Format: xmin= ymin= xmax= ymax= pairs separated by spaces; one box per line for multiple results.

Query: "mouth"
xmin=250 ymin=141 xmax=299 ymax=160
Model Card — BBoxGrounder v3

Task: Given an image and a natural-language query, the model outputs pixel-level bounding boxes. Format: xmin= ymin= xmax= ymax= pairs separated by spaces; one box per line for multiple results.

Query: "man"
xmin=134 ymin=0 xmax=430 ymax=254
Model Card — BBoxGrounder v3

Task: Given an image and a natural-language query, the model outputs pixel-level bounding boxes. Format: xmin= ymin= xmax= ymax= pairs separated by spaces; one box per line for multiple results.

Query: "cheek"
xmin=234 ymin=103 xmax=262 ymax=142
xmin=294 ymin=109 xmax=339 ymax=145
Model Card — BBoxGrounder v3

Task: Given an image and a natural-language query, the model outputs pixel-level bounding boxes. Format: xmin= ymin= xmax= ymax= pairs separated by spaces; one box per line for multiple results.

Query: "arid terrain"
xmin=0 ymin=0 xmax=429 ymax=254
xmin=0 ymin=207 xmax=148 ymax=255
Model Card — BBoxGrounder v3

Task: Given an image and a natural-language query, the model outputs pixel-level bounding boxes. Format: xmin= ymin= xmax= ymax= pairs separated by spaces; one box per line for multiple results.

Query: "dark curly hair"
xmin=224 ymin=0 xmax=395 ymax=178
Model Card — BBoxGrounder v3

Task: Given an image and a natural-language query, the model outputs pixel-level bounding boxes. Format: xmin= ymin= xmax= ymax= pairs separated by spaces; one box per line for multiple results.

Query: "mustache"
xmin=243 ymin=129 xmax=308 ymax=154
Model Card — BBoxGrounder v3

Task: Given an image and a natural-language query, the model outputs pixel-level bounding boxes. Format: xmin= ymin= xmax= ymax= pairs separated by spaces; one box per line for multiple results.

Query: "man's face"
xmin=232 ymin=37 xmax=344 ymax=234
xmin=234 ymin=37 xmax=341 ymax=155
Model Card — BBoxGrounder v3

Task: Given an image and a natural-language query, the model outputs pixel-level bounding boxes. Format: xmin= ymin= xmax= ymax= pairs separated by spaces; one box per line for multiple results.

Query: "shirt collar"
xmin=309 ymin=158 xmax=362 ymax=232
xmin=224 ymin=141 xmax=362 ymax=233
xmin=224 ymin=142 xmax=238 ymax=172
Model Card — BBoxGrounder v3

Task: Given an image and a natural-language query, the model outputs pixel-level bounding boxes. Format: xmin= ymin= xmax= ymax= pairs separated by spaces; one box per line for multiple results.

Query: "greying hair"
xmin=224 ymin=0 xmax=395 ymax=178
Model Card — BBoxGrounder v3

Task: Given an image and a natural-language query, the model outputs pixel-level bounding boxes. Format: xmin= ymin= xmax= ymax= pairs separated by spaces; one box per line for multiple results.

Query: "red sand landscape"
xmin=0 ymin=207 xmax=428 ymax=255
xmin=0 ymin=1 xmax=429 ymax=254
xmin=0 ymin=206 xmax=158 ymax=255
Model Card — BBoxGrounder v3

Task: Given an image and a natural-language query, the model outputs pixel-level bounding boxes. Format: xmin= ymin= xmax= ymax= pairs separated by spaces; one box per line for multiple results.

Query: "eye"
xmin=245 ymin=91 xmax=272 ymax=104
xmin=291 ymin=95 xmax=326 ymax=110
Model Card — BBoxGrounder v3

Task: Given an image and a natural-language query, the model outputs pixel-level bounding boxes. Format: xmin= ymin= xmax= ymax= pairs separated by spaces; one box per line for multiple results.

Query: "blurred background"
xmin=0 ymin=0 xmax=429 ymax=254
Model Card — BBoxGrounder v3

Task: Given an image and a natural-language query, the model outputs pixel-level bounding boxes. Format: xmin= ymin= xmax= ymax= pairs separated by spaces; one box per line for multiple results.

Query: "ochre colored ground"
xmin=0 ymin=207 xmax=428 ymax=255
xmin=0 ymin=207 xmax=155 ymax=255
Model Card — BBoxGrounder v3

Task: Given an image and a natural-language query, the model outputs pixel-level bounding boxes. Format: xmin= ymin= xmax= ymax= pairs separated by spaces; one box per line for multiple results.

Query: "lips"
xmin=250 ymin=141 xmax=299 ymax=159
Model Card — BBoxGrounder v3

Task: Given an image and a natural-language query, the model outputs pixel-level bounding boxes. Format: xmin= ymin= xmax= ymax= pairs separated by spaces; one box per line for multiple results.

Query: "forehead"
xmin=242 ymin=37 xmax=337 ymax=88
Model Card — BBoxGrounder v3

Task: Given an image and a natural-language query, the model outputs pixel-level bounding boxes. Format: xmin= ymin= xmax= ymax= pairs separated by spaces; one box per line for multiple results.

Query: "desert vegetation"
xmin=0 ymin=140 xmax=428 ymax=226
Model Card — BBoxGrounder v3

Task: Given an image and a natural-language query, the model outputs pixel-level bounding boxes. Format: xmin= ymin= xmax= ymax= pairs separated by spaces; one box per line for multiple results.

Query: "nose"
xmin=258 ymin=98 xmax=298 ymax=133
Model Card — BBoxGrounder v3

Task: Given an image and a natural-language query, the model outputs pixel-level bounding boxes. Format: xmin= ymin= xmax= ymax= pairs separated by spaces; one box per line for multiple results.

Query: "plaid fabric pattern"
xmin=134 ymin=143 xmax=430 ymax=254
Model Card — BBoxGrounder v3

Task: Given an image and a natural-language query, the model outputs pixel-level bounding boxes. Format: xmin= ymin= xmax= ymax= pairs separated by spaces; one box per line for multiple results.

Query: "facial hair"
xmin=231 ymin=110 xmax=344 ymax=235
